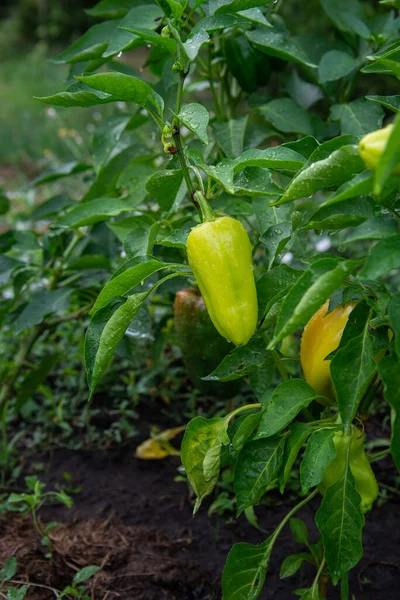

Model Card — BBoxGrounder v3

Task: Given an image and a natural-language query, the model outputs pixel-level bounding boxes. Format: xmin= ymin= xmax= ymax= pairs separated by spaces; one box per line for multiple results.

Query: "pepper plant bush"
xmin=1 ymin=0 xmax=400 ymax=598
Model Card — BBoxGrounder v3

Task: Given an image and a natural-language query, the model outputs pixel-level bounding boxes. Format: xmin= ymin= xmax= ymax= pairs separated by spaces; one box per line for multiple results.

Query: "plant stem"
xmin=227 ymin=403 xmax=261 ymax=422
xmin=270 ymin=489 xmax=319 ymax=546
xmin=340 ymin=571 xmax=349 ymax=600
xmin=173 ymin=127 xmax=197 ymax=204
xmin=208 ymin=43 xmax=222 ymax=120
xmin=369 ymin=448 xmax=390 ymax=463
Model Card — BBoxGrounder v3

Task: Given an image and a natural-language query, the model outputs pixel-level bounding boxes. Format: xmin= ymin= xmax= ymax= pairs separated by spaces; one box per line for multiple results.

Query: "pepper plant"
xmin=1 ymin=0 xmax=400 ymax=598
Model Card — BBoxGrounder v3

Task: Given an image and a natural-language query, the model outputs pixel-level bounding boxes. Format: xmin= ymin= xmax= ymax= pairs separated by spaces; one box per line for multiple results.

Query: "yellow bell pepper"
xmin=187 ymin=215 xmax=258 ymax=346
xmin=300 ymin=300 xmax=356 ymax=399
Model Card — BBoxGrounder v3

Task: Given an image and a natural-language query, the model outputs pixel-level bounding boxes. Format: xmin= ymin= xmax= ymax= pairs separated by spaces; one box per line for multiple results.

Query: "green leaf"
xmin=73 ymin=566 xmax=101 ymax=584
xmin=343 ymin=213 xmax=398 ymax=245
xmin=257 ymin=264 xmax=300 ymax=320
xmin=234 ymin=436 xmax=285 ymax=514
xmin=277 ymin=145 xmax=365 ymax=204
xmin=366 ymin=94 xmax=400 ymax=112
xmin=166 ymin=0 xmax=187 ymax=18
xmin=52 ymin=20 xmax=119 ymax=63
xmin=204 ymin=338 xmax=269 ymax=382
xmin=261 ymin=221 xmax=292 ymax=267
xmin=389 ymin=293 xmax=400 ymax=358
xmin=0 ymin=191 xmax=10 ymax=215
xmin=0 ymin=558 xmax=17 ymax=582
xmin=214 ymin=0 xmax=275 ymax=13
xmin=279 ymin=423 xmax=313 ymax=493
xmin=177 ymin=103 xmax=209 ymax=145
xmin=16 ymin=355 xmax=60 ymax=410
xmin=233 ymin=167 xmax=283 ymax=196
xmin=379 ymin=354 xmax=400 ymax=471
xmin=124 ymin=222 xmax=160 ymax=258
xmin=6 ymin=586 xmax=29 ymax=600
xmin=234 ymin=147 xmax=306 ymax=173
xmin=359 ymin=235 xmax=400 ymax=279
xmin=222 ymin=539 xmax=273 ymax=600
xmin=374 ymin=115 xmax=400 ymax=194
xmin=280 ymin=553 xmax=313 ymax=579
xmin=76 ymin=72 xmax=164 ymax=118
xmin=92 ymin=115 xmax=131 ymax=174
xmin=315 ymin=448 xmax=365 ymax=584
xmin=13 ymin=289 xmax=72 ymax=335
xmin=181 ymin=416 xmax=230 ymax=513
xmin=259 ymin=98 xmax=313 ymax=136
xmin=269 ymin=258 xmax=357 ymax=348
xmin=331 ymin=321 xmax=377 ymax=428
xmin=57 ymin=198 xmax=133 ymax=228
xmin=85 ymin=294 xmax=148 ymax=395
xmin=246 ymin=28 xmax=317 ymax=69
xmin=35 ymin=82 xmax=116 ymax=108
xmin=0 ymin=256 xmax=23 ymax=284
xmin=330 ymin=99 xmax=384 ymax=136
xmin=256 ymin=380 xmax=324 ymax=439
xmin=213 ymin=116 xmax=248 ymax=159
xmin=301 ymin=197 xmax=372 ymax=230
xmin=322 ymin=171 xmax=373 ymax=206
xmin=146 ymin=169 xmax=183 ymax=211
xmin=290 ymin=517 xmax=309 ymax=545
xmin=86 ymin=0 xmax=144 ymax=19
xmin=300 ymin=428 xmax=338 ymax=494
xmin=90 ymin=257 xmax=178 ymax=315
xmin=231 ymin=413 xmax=262 ymax=454
xmin=33 ymin=161 xmax=92 ymax=185
xmin=319 ymin=50 xmax=360 ymax=83
xmin=319 ymin=0 xmax=370 ymax=39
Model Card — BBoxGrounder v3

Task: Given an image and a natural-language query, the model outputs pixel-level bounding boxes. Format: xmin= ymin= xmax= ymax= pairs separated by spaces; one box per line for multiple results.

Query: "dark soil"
xmin=1 ymin=442 xmax=399 ymax=600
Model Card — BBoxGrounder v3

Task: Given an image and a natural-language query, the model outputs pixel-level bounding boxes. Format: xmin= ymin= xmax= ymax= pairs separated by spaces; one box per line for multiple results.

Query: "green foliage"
xmin=1 ymin=0 xmax=400 ymax=598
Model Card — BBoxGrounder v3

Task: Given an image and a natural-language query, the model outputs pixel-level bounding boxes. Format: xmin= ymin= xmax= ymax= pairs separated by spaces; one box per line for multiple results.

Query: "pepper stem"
xmin=194 ymin=191 xmax=215 ymax=223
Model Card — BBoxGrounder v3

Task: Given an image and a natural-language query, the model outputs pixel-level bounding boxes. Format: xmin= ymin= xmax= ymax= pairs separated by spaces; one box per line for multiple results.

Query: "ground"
xmin=1 ymin=434 xmax=399 ymax=599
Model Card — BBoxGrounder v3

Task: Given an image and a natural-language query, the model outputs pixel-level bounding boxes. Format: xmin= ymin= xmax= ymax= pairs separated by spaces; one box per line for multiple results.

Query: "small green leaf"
xmin=280 ymin=553 xmax=313 ymax=578
xmin=0 ymin=557 xmax=17 ymax=582
xmin=319 ymin=50 xmax=360 ymax=83
xmin=33 ymin=161 xmax=92 ymax=185
xmin=322 ymin=171 xmax=373 ymax=206
xmin=181 ymin=416 xmax=230 ymax=512
xmin=177 ymin=103 xmax=209 ymax=145
xmin=300 ymin=428 xmax=338 ymax=494
xmin=277 ymin=145 xmax=365 ymax=205
xmin=359 ymin=235 xmax=400 ymax=279
xmin=234 ymin=436 xmax=285 ymax=514
xmin=259 ymin=98 xmax=313 ymax=136
xmin=73 ymin=565 xmax=101 ymax=584
xmin=204 ymin=338 xmax=270 ymax=382
xmin=246 ymin=27 xmax=317 ymax=69
xmin=315 ymin=448 xmax=365 ymax=584
xmin=279 ymin=424 xmax=313 ymax=493
xmin=90 ymin=258 xmax=181 ymax=315
xmin=301 ymin=197 xmax=372 ymax=231
xmin=331 ymin=320 xmax=377 ymax=428
xmin=330 ymin=99 xmax=384 ymax=136
xmin=366 ymin=94 xmax=400 ymax=113
xmin=269 ymin=258 xmax=357 ymax=348
xmin=213 ymin=116 xmax=248 ymax=159
xmin=13 ymin=289 xmax=72 ymax=335
xmin=222 ymin=539 xmax=273 ymax=600
xmin=57 ymin=198 xmax=133 ymax=228
xmin=146 ymin=169 xmax=183 ymax=211
xmin=256 ymin=380 xmax=324 ymax=439
xmin=290 ymin=517 xmax=309 ymax=545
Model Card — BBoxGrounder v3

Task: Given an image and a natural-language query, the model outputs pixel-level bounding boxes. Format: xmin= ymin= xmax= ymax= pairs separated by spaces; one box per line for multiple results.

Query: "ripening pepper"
xmin=320 ymin=427 xmax=379 ymax=513
xmin=359 ymin=124 xmax=400 ymax=173
xmin=300 ymin=300 xmax=356 ymax=399
xmin=186 ymin=215 xmax=258 ymax=347
xmin=174 ymin=288 xmax=236 ymax=397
